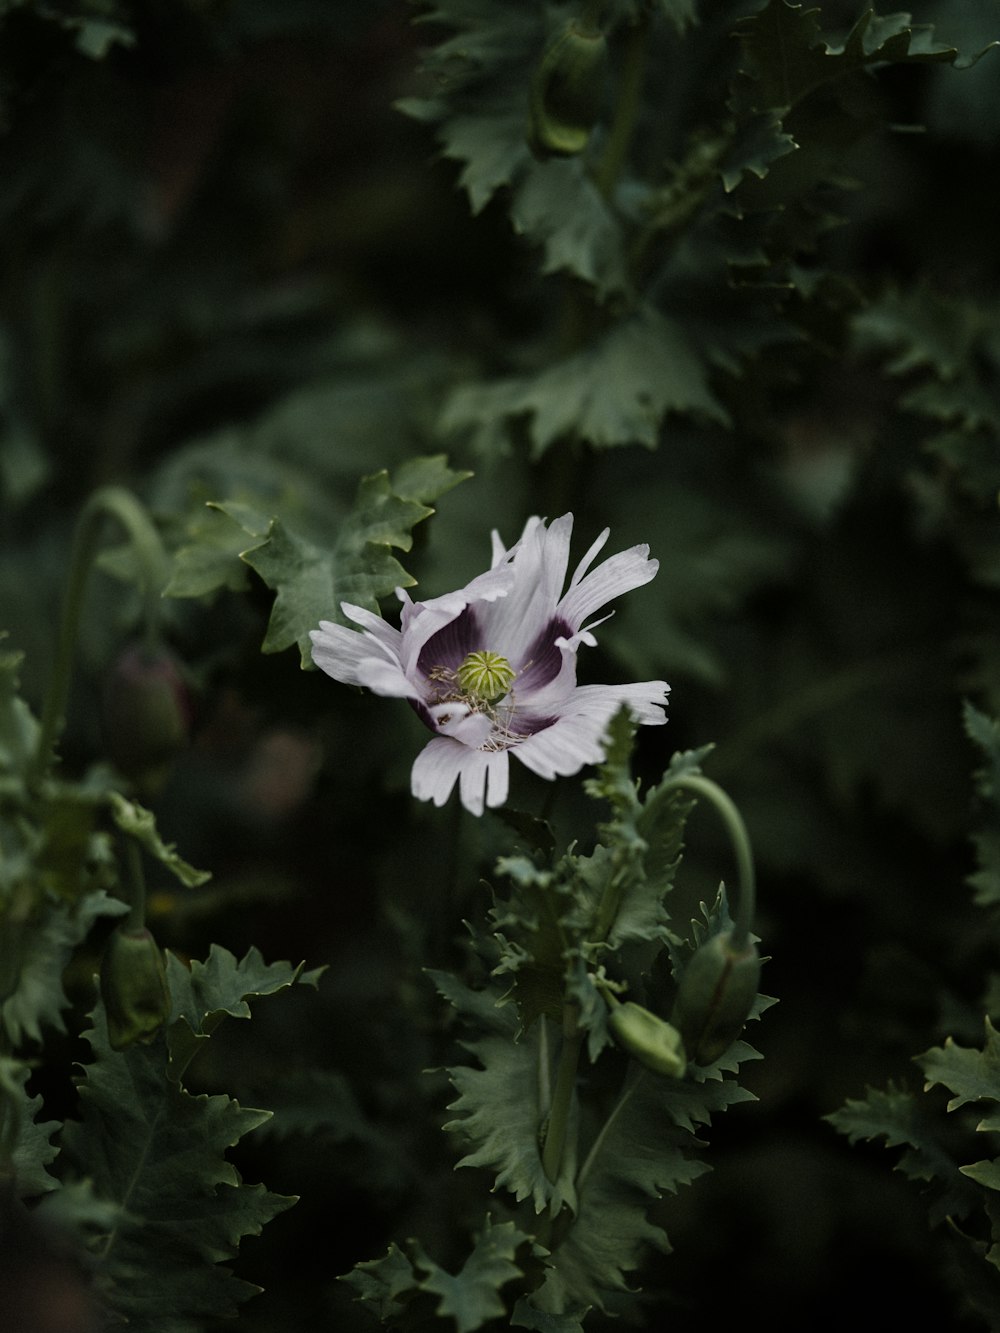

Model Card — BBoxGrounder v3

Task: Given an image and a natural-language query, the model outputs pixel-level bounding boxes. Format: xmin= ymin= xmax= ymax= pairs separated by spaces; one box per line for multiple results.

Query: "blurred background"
xmin=2 ymin=1 xmax=1000 ymax=1329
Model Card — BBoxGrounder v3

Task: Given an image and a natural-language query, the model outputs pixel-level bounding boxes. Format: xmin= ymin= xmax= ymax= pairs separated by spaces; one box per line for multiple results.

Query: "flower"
xmin=310 ymin=514 xmax=669 ymax=815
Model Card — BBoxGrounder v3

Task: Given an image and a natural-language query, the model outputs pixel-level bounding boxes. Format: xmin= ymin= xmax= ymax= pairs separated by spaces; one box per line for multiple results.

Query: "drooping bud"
xmin=99 ymin=925 xmax=171 ymax=1051
xmin=456 ymin=650 xmax=516 ymax=703
xmin=528 ymin=21 xmax=608 ymax=159
xmin=608 ymin=1001 xmax=686 ymax=1078
xmin=101 ymin=643 xmax=191 ymax=792
xmin=671 ymin=931 xmax=761 ymax=1067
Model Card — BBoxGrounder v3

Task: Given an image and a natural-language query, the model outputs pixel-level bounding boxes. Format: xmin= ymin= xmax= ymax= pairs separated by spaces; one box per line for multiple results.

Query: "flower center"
xmin=455 ymin=650 xmax=515 ymax=704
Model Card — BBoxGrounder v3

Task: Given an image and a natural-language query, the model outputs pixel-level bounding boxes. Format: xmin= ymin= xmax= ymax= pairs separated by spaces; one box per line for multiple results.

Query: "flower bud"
xmin=99 ymin=925 xmax=171 ymax=1051
xmin=101 ymin=643 xmax=191 ymax=792
xmin=608 ymin=1001 xmax=686 ymax=1078
xmin=528 ymin=22 xmax=608 ymax=159
xmin=671 ymin=931 xmax=761 ymax=1066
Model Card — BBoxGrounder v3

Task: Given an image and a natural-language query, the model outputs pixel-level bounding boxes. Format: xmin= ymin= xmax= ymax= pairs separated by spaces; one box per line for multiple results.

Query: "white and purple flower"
xmin=310 ymin=514 xmax=669 ymax=816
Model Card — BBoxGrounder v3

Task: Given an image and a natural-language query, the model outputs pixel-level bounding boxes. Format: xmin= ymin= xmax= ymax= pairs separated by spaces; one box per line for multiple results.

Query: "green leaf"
xmin=412 ymin=1217 xmax=531 ymax=1333
xmin=826 ymin=1081 xmax=975 ymax=1223
xmin=164 ymin=499 xmax=260 ymax=599
xmin=441 ymin=307 xmax=728 ymax=458
xmin=0 ymin=645 xmax=39 ymax=776
xmin=1 ymin=889 xmax=125 ymax=1045
xmin=165 ymin=944 xmax=321 ymax=1081
xmin=1 ymin=1056 xmax=60 ymax=1197
xmin=343 ymin=1242 xmax=419 ymax=1325
xmin=733 ymin=1 xmax=958 ymax=117
xmin=533 ymin=1065 xmax=748 ymax=1312
xmin=918 ymin=1019 xmax=1000 ymax=1115
xmin=219 ymin=462 xmax=466 ymax=666
xmin=108 ymin=791 xmax=211 ymax=889
xmin=510 ymin=159 xmax=628 ymax=299
xmin=59 ymin=990 xmax=296 ymax=1330
xmin=440 ymin=982 xmax=568 ymax=1213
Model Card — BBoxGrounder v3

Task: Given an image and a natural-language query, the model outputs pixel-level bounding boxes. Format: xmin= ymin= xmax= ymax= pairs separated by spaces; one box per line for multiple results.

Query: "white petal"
xmin=485 ymin=750 xmax=510 ymax=808
xmin=512 ymin=681 xmax=669 ymax=780
xmin=479 ymin=514 xmax=574 ymax=663
xmin=459 ymin=751 xmax=493 ymax=816
xmin=411 ymin=737 xmax=469 ymax=808
xmin=556 ymin=547 xmax=658 ymax=630
xmin=310 ymin=623 xmax=398 ymax=687
xmin=569 ymin=527 xmax=610 ymax=588
xmin=429 ymin=703 xmax=495 ymax=747
xmin=340 ymin=603 xmax=403 ymax=652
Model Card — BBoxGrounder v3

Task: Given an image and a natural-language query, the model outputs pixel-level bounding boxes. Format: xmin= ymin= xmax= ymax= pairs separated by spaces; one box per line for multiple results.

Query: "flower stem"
xmin=541 ymin=1007 xmax=584 ymax=1183
xmin=29 ymin=486 xmax=170 ymax=788
xmin=123 ymin=837 xmax=147 ymax=933
xmin=664 ymin=773 xmax=756 ymax=950
xmin=593 ymin=9 xmax=649 ymax=201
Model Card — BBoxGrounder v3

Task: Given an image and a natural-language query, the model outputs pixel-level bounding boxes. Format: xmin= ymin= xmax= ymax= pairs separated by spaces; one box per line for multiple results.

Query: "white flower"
xmin=310 ymin=514 xmax=669 ymax=816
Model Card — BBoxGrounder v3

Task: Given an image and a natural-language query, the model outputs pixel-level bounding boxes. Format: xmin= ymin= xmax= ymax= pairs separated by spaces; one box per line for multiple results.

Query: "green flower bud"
xmin=609 ymin=1001 xmax=686 ymax=1078
xmin=99 ymin=925 xmax=171 ymax=1051
xmin=528 ymin=21 xmax=608 ymax=159
xmin=101 ymin=643 xmax=191 ymax=792
xmin=671 ymin=931 xmax=761 ymax=1067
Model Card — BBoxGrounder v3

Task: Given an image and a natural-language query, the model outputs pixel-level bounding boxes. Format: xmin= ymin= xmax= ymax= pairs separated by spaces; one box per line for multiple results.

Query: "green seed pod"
xmin=528 ymin=21 xmax=608 ymax=159
xmin=609 ymin=1001 xmax=687 ymax=1078
xmin=99 ymin=925 xmax=171 ymax=1051
xmin=101 ymin=643 xmax=191 ymax=792
xmin=671 ymin=931 xmax=761 ymax=1067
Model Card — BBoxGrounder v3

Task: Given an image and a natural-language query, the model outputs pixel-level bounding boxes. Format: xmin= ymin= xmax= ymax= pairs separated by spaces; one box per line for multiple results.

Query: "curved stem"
xmin=29 ymin=486 xmax=170 ymax=787
xmin=663 ymin=773 xmax=756 ymax=950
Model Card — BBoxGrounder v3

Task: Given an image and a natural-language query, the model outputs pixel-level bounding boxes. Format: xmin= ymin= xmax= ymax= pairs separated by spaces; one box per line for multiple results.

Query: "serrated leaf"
xmin=919 ymin=1019 xmax=1000 ymax=1111
xmin=165 ymin=945 xmax=319 ymax=1081
xmin=164 ymin=500 xmax=259 ymax=599
xmin=228 ymin=467 xmax=458 ymax=666
xmin=442 ymin=307 xmax=728 ymax=458
xmin=343 ymin=1242 xmax=419 ymax=1324
xmin=412 ymin=1218 xmax=530 ymax=1333
xmin=444 ymin=1018 xmax=564 ymax=1214
xmin=826 ymin=1081 xmax=974 ymax=1223
xmin=533 ymin=1065 xmax=742 ymax=1312
xmin=108 ymin=791 xmax=211 ymax=889
xmin=59 ymin=993 xmax=295 ymax=1330
xmin=963 ymin=1159 xmax=1000 ymax=1192
xmin=511 ymin=159 xmax=628 ymax=299
xmin=1 ymin=889 xmax=126 ymax=1045
xmin=734 ymin=1 xmax=958 ymax=117
xmin=0 ymin=645 xmax=40 ymax=775
xmin=1 ymin=1056 xmax=60 ymax=1197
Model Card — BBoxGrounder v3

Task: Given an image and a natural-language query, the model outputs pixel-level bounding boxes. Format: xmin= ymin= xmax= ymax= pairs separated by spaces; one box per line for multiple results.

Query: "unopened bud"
xmin=99 ymin=925 xmax=171 ymax=1050
xmin=528 ymin=22 xmax=608 ymax=159
xmin=101 ymin=643 xmax=191 ymax=791
xmin=609 ymin=1001 xmax=686 ymax=1078
xmin=671 ymin=931 xmax=761 ymax=1066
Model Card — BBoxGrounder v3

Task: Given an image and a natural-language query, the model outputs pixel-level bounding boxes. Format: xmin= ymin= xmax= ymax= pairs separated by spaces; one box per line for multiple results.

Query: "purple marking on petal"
xmin=513 ymin=712 xmax=558 ymax=737
xmin=410 ymin=699 xmax=436 ymax=733
xmin=418 ymin=605 xmax=482 ymax=677
xmin=515 ymin=617 xmax=573 ymax=692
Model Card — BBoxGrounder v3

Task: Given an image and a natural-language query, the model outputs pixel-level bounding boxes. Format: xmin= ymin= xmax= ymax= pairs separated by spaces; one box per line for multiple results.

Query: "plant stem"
xmin=541 ymin=1007 xmax=584 ymax=1183
xmin=29 ymin=486 xmax=170 ymax=788
xmin=593 ymin=10 xmax=649 ymax=201
xmin=664 ymin=773 xmax=756 ymax=950
xmin=124 ymin=837 xmax=147 ymax=933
